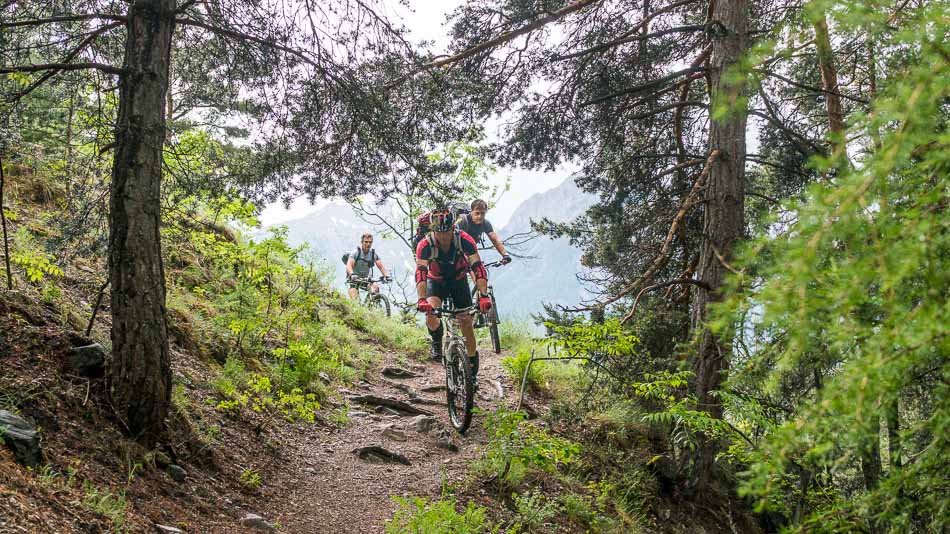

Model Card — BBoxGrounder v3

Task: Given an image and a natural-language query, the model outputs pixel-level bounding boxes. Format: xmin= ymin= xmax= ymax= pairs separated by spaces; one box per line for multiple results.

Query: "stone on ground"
xmin=67 ymin=343 xmax=107 ymax=378
xmin=0 ymin=410 xmax=42 ymax=467
xmin=382 ymin=366 xmax=420 ymax=379
xmin=352 ymin=445 xmax=411 ymax=465
xmin=241 ymin=513 xmax=277 ymax=532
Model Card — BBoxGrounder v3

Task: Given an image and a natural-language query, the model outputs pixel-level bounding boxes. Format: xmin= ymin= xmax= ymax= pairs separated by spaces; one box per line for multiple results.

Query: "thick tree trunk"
xmin=109 ymin=0 xmax=175 ymax=446
xmin=690 ymin=0 xmax=748 ymax=497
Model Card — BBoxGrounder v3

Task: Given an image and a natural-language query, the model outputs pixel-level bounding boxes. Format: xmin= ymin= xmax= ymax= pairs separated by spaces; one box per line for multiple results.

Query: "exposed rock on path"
xmin=353 ymin=445 xmax=412 ymax=465
xmin=348 ymin=394 xmax=434 ymax=416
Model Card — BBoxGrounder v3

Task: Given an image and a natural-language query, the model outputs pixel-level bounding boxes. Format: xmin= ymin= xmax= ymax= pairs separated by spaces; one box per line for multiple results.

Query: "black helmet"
xmin=430 ymin=208 xmax=455 ymax=232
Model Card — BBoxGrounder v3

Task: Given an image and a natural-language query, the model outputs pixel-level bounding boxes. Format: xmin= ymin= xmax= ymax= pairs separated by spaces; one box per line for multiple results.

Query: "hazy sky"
xmin=259 ymin=0 xmax=575 ymax=229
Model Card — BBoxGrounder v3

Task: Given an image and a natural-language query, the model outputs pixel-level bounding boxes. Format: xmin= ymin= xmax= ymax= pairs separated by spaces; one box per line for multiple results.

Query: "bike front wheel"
xmin=369 ymin=293 xmax=391 ymax=317
xmin=488 ymin=293 xmax=501 ymax=354
xmin=444 ymin=340 xmax=474 ymax=434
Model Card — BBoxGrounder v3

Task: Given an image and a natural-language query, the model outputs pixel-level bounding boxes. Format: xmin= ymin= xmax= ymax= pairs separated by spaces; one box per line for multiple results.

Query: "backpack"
xmin=342 ymin=248 xmax=375 ymax=266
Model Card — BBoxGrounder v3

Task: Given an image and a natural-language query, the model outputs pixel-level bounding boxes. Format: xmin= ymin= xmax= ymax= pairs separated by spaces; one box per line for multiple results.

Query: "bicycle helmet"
xmin=430 ymin=208 xmax=455 ymax=232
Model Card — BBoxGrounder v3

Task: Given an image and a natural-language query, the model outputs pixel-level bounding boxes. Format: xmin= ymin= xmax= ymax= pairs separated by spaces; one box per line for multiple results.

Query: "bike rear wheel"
xmin=444 ymin=339 xmax=474 ymax=434
xmin=369 ymin=293 xmax=391 ymax=317
xmin=488 ymin=292 xmax=501 ymax=354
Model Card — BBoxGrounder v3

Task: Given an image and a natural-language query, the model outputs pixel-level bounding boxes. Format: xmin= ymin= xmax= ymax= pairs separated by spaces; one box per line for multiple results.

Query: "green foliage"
xmin=81 ymin=481 xmax=127 ymax=532
xmin=10 ymin=228 xmax=63 ymax=284
xmin=239 ymin=469 xmax=262 ymax=489
xmin=546 ymin=319 xmax=639 ymax=361
xmin=509 ymin=491 xmax=559 ymax=533
xmin=500 ymin=350 xmax=543 ymax=392
xmin=475 ymin=409 xmax=580 ymax=488
xmin=386 ymin=496 xmax=495 ymax=534
xmin=497 ymin=320 xmax=534 ymax=354
xmin=712 ymin=2 xmax=950 ymax=531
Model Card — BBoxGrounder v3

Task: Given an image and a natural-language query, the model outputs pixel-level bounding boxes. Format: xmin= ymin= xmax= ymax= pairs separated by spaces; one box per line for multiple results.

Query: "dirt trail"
xmin=270 ymin=349 xmax=518 ymax=533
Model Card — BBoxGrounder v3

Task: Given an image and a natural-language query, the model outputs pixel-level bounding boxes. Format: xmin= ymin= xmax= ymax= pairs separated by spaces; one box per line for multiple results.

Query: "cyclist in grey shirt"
xmin=346 ymin=232 xmax=391 ymax=299
xmin=455 ymin=199 xmax=511 ymax=264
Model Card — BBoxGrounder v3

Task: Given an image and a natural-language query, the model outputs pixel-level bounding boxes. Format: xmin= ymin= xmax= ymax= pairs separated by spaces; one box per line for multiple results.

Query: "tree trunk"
xmin=813 ymin=14 xmax=848 ymax=171
xmin=860 ymin=417 xmax=883 ymax=533
xmin=0 ymin=152 xmax=12 ymax=290
xmin=886 ymin=400 xmax=901 ymax=470
xmin=109 ymin=0 xmax=175 ymax=446
xmin=814 ymin=16 xmax=844 ymax=135
xmin=690 ymin=0 xmax=748 ymax=497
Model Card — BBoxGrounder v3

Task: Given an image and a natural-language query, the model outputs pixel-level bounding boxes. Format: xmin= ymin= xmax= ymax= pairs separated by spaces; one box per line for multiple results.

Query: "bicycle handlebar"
xmin=484 ymin=260 xmax=508 ymax=269
xmin=430 ymin=305 xmax=478 ymax=317
xmin=349 ymin=275 xmax=391 ymax=284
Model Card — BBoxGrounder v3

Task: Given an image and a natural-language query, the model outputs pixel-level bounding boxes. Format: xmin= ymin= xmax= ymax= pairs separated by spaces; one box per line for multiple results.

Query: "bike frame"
xmin=350 ymin=276 xmax=384 ymax=301
xmin=431 ymin=298 xmax=478 ymax=433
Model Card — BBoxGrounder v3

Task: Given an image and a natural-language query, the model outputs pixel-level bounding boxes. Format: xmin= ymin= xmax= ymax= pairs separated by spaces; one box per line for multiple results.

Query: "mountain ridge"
xmin=266 ymin=176 xmax=594 ymax=318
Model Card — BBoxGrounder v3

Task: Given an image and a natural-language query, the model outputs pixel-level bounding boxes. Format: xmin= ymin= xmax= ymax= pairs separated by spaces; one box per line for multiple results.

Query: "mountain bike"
xmin=350 ymin=275 xmax=391 ymax=317
xmin=472 ymin=260 xmax=506 ymax=354
xmin=431 ymin=298 xmax=478 ymax=434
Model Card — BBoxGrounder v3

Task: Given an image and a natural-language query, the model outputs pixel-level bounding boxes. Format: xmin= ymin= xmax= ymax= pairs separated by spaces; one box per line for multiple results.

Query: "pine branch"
xmin=5 ymin=21 xmax=122 ymax=103
xmin=580 ymin=66 xmax=707 ymax=106
xmin=0 ymin=63 xmax=123 ymax=75
xmin=554 ymin=24 xmax=706 ymax=61
xmin=1 ymin=13 xmax=126 ymax=28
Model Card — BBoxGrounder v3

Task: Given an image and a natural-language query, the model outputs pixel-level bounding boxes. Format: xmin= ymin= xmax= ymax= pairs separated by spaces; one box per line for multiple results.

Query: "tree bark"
xmin=813 ymin=14 xmax=848 ymax=170
xmin=814 ymin=16 xmax=844 ymax=135
xmin=108 ymin=0 xmax=175 ymax=446
xmin=860 ymin=417 xmax=883 ymax=534
xmin=0 ymin=152 xmax=12 ymax=290
xmin=886 ymin=400 xmax=901 ymax=470
xmin=690 ymin=0 xmax=748 ymax=498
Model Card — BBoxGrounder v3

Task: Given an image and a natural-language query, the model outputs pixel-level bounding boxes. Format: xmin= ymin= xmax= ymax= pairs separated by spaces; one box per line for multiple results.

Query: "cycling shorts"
xmin=426 ymin=278 xmax=473 ymax=308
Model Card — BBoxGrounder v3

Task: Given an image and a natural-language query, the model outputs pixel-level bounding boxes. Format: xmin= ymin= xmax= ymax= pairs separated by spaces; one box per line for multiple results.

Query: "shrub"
xmin=240 ymin=468 xmax=262 ymax=489
xmin=501 ymin=350 xmax=544 ymax=392
xmin=510 ymin=491 xmax=559 ymax=532
xmin=474 ymin=408 xmax=580 ymax=488
xmin=385 ymin=496 xmax=494 ymax=534
xmin=82 ymin=481 xmax=127 ymax=531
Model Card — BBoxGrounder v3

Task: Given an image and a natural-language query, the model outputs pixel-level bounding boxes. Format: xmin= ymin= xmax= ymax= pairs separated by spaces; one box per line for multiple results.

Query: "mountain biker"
xmin=415 ymin=208 xmax=492 ymax=379
xmin=456 ymin=199 xmax=512 ymax=265
xmin=346 ymin=233 xmax=391 ymax=300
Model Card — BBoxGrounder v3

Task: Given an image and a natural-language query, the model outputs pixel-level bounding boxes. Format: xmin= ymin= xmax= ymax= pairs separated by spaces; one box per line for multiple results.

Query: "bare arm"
xmin=375 ymin=259 xmax=389 ymax=278
xmin=487 ymin=231 xmax=508 ymax=257
xmin=346 ymin=257 xmax=355 ymax=276
xmin=467 ymin=251 xmax=489 ymax=295
xmin=416 ymin=258 xmax=429 ymax=299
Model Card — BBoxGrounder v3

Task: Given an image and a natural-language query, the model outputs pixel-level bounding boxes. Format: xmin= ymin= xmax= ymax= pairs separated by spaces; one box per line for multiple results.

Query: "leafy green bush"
xmin=11 ymin=227 xmax=63 ymax=284
xmin=501 ymin=350 xmax=544 ymax=392
xmin=474 ymin=408 xmax=580 ymax=488
xmin=386 ymin=496 xmax=494 ymax=534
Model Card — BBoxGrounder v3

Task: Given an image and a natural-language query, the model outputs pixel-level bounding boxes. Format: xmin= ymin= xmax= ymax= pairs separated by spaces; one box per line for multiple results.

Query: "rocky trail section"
xmin=267 ymin=349 xmax=517 ymax=533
